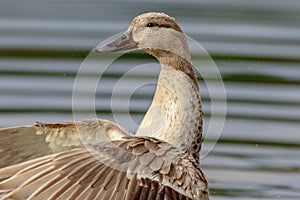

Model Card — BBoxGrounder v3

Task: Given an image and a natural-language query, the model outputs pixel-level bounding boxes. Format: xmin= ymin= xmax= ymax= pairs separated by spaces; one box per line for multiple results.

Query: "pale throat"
xmin=135 ymin=63 xmax=202 ymax=151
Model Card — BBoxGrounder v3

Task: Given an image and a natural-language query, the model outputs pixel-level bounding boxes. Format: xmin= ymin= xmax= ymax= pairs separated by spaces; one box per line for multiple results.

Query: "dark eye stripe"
xmin=144 ymin=18 xmax=182 ymax=32
xmin=158 ymin=24 xmax=172 ymax=29
xmin=148 ymin=23 xmax=182 ymax=32
xmin=156 ymin=24 xmax=180 ymax=32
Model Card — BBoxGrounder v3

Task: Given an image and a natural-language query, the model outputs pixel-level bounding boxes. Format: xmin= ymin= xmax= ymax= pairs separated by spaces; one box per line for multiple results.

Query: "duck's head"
xmin=95 ymin=12 xmax=191 ymax=63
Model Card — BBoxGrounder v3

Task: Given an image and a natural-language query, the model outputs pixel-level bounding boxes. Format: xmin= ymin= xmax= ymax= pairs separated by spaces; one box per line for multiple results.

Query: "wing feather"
xmin=0 ymin=136 xmax=209 ymax=200
xmin=0 ymin=118 xmax=130 ymax=168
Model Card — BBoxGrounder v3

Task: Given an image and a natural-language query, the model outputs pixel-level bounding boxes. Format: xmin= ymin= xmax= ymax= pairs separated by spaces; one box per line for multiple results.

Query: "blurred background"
xmin=0 ymin=0 xmax=300 ymax=199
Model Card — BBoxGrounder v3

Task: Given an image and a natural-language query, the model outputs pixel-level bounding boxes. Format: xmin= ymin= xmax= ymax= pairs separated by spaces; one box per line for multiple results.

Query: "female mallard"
xmin=0 ymin=12 xmax=209 ymax=200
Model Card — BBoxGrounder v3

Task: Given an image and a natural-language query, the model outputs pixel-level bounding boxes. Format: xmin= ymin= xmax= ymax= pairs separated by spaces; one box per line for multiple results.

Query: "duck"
xmin=0 ymin=12 xmax=209 ymax=200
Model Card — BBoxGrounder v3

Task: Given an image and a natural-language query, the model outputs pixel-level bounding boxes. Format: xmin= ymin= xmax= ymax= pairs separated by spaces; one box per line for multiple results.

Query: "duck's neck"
xmin=136 ymin=52 xmax=203 ymax=162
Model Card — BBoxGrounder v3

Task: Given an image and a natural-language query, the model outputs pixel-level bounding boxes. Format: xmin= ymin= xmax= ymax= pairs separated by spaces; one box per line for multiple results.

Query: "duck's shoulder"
xmin=89 ymin=136 xmax=209 ymax=199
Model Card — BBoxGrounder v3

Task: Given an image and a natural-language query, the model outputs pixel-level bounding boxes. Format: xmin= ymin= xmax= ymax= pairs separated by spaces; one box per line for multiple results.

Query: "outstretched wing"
xmin=0 ymin=136 xmax=209 ymax=200
xmin=0 ymin=118 xmax=130 ymax=168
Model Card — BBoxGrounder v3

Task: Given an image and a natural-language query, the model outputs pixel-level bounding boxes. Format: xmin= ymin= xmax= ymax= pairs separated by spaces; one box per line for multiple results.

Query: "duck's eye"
xmin=146 ymin=22 xmax=155 ymax=27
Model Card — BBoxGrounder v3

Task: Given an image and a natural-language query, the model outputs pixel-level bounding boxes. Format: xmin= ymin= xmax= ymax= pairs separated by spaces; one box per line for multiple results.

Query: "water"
xmin=0 ymin=0 xmax=300 ymax=199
